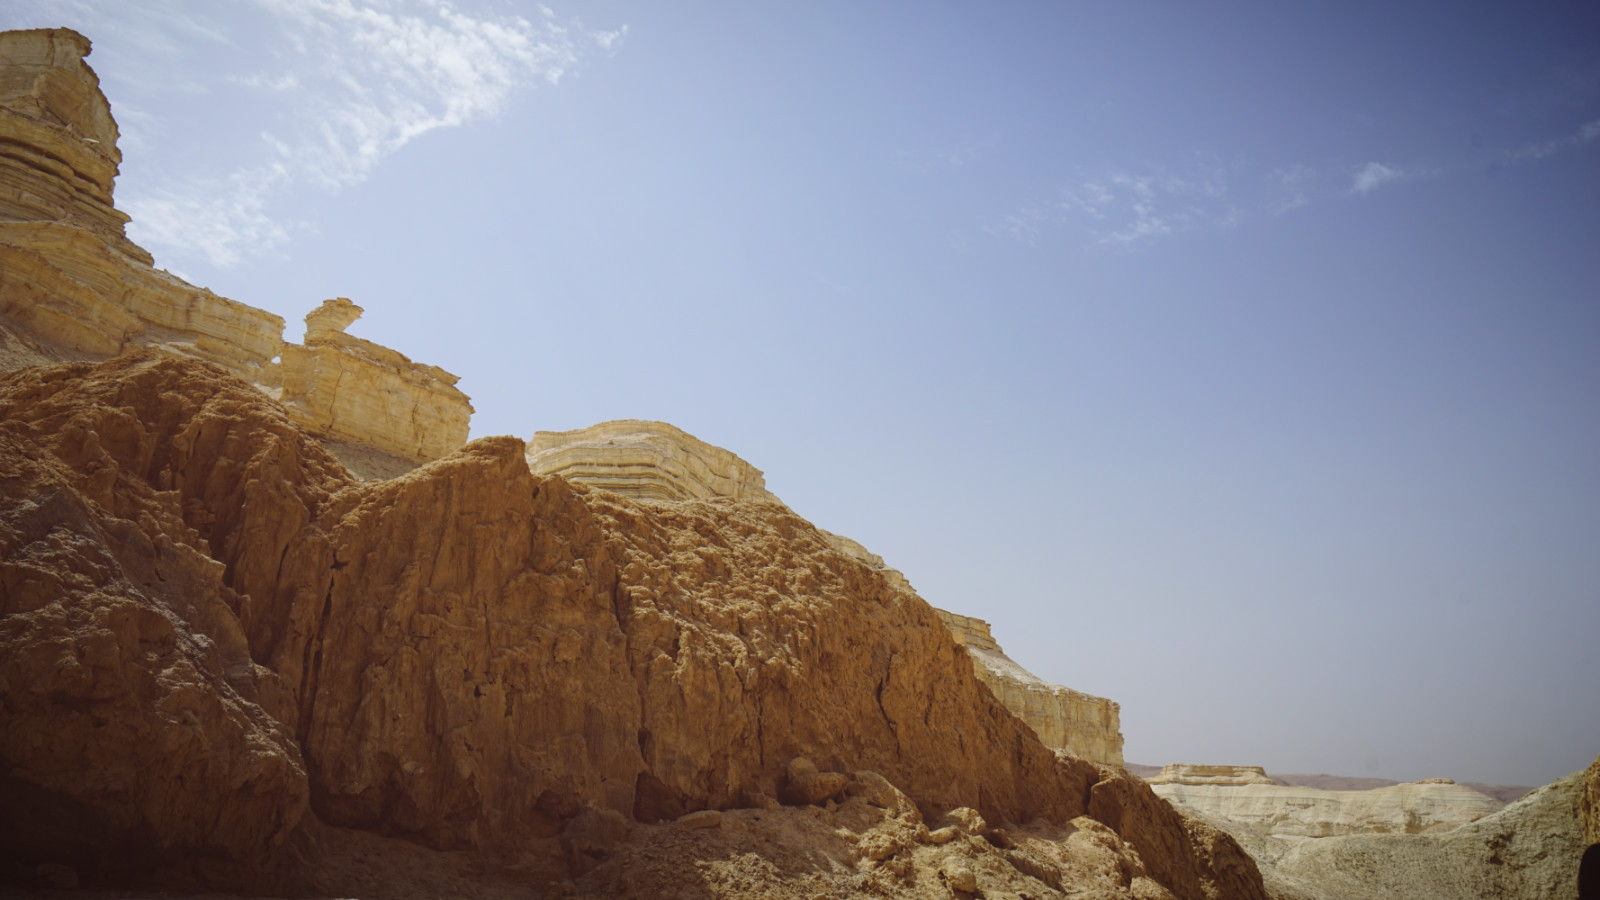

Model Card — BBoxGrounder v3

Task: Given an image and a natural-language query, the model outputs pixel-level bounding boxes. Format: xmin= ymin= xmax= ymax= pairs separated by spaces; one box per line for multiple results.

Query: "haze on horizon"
xmin=3 ymin=0 xmax=1595 ymax=789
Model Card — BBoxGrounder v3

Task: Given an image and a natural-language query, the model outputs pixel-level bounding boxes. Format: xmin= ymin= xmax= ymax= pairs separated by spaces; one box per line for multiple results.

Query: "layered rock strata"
xmin=0 ymin=29 xmax=470 ymax=464
xmin=0 ymin=352 xmax=1267 ymax=900
xmin=1151 ymin=777 xmax=1504 ymax=838
xmin=279 ymin=298 xmax=471 ymax=462
xmin=1197 ymin=769 xmax=1589 ymax=900
xmin=526 ymin=420 xmax=779 ymax=503
xmin=936 ymin=609 xmax=1126 ymax=766
xmin=1150 ymin=764 xmax=1277 ymax=786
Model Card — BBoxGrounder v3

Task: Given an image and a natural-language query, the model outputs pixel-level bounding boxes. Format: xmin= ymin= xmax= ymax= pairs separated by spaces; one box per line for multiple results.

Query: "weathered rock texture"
xmin=936 ymin=609 xmax=1126 ymax=766
xmin=1584 ymin=752 xmax=1600 ymax=846
xmin=525 ymin=420 xmax=1128 ymax=769
xmin=1196 ymin=770 xmax=1587 ymax=900
xmin=1151 ymin=779 xmax=1504 ymax=838
xmin=1150 ymin=764 xmax=1277 ymax=786
xmin=279 ymin=298 xmax=471 ymax=462
xmin=526 ymin=420 xmax=779 ymax=502
xmin=0 ymin=29 xmax=470 ymax=464
xmin=0 ymin=353 xmax=1266 ymax=900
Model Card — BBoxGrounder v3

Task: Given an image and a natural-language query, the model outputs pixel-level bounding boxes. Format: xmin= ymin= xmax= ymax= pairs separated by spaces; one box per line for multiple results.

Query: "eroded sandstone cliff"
xmin=0 ymin=30 xmax=471 ymax=463
xmin=0 ymin=26 xmax=1273 ymax=899
xmin=524 ymin=420 xmax=1129 ymax=768
xmin=937 ymin=609 xmax=1126 ymax=766
xmin=0 ymin=353 xmax=1267 ymax=899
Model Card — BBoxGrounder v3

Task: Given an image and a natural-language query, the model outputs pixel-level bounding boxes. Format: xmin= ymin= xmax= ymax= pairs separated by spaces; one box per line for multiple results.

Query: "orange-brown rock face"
xmin=0 ymin=354 xmax=1265 ymax=899
xmin=0 ymin=355 xmax=309 ymax=879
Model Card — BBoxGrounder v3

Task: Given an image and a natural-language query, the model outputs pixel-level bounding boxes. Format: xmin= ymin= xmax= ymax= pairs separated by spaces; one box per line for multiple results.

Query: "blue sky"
xmin=5 ymin=0 xmax=1597 ymax=787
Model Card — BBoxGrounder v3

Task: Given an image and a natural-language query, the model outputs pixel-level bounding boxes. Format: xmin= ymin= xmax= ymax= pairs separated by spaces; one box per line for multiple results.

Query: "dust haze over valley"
xmin=3 ymin=0 xmax=1594 ymax=793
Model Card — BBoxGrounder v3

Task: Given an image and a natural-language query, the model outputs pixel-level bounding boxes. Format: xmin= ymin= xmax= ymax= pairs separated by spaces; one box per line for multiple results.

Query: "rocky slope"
xmin=0 ymin=352 xmax=1267 ymax=899
xmin=1150 ymin=779 xmax=1503 ymax=838
xmin=1198 ymin=767 xmax=1590 ymax=900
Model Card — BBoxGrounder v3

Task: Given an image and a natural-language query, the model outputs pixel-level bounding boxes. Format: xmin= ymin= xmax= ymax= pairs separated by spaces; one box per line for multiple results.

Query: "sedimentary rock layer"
xmin=279 ymin=299 xmax=471 ymax=462
xmin=0 ymin=353 xmax=1266 ymax=900
xmin=1151 ymin=779 xmax=1504 ymax=838
xmin=526 ymin=420 xmax=779 ymax=503
xmin=1150 ymin=763 xmax=1277 ymax=786
xmin=1204 ymin=771 xmax=1588 ymax=900
xmin=0 ymin=29 xmax=471 ymax=464
xmin=936 ymin=609 xmax=1126 ymax=766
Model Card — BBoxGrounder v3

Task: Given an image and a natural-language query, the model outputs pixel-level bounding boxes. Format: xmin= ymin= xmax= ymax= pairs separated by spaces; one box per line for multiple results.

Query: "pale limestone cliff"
xmin=1150 ymin=764 xmax=1277 ymax=786
xmin=1150 ymin=779 xmax=1504 ymax=838
xmin=0 ymin=30 xmax=471 ymax=464
xmin=935 ymin=609 xmax=1126 ymax=766
xmin=526 ymin=420 xmax=780 ymax=502
xmin=1196 ymin=772 xmax=1586 ymax=900
xmin=280 ymin=298 xmax=472 ymax=462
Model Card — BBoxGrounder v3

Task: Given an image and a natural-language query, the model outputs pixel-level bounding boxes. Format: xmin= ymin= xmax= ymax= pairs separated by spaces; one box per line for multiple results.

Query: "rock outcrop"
xmin=279 ymin=298 xmax=471 ymax=462
xmin=1150 ymin=777 xmax=1504 ymax=838
xmin=0 ymin=29 xmax=471 ymax=465
xmin=526 ymin=420 xmax=779 ymax=503
xmin=0 ymin=352 xmax=1267 ymax=900
xmin=525 ymin=421 xmax=1129 ymax=768
xmin=1150 ymin=764 xmax=1277 ymax=786
xmin=936 ymin=609 xmax=1126 ymax=766
xmin=0 ymin=29 xmax=1269 ymax=899
xmin=1199 ymin=770 xmax=1588 ymax=900
xmin=1584 ymin=753 xmax=1600 ymax=846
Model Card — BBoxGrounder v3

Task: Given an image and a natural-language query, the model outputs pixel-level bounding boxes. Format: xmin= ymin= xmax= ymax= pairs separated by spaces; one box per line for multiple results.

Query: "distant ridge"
xmin=1125 ymin=763 xmax=1532 ymax=804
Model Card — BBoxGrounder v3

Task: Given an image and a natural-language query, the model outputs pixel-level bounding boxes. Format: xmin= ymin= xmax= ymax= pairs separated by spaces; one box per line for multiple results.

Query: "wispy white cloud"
xmin=1351 ymin=162 xmax=1405 ymax=195
xmin=1503 ymin=118 xmax=1600 ymax=162
xmin=1036 ymin=163 xmax=1231 ymax=247
xmin=112 ymin=0 xmax=622 ymax=267
xmin=129 ymin=165 xmax=293 ymax=268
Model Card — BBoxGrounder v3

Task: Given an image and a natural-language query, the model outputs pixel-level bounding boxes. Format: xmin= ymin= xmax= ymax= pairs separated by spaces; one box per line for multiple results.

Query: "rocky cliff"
xmin=936 ymin=610 xmax=1126 ymax=766
xmin=0 ymin=29 xmax=471 ymax=462
xmin=526 ymin=420 xmax=779 ymax=503
xmin=0 ymin=352 xmax=1266 ymax=899
xmin=1150 ymin=777 xmax=1504 ymax=838
xmin=0 ymin=29 xmax=1271 ymax=897
xmin=525 ymin=420 xmax=1128 ymax=768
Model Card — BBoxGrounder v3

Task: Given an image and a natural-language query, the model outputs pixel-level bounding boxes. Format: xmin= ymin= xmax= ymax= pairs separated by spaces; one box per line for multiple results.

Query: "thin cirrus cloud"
xmin=120 ymin=0 xmax=624 ymax=268
xmin=1350 ymin=161 xmax=1406 ymax=195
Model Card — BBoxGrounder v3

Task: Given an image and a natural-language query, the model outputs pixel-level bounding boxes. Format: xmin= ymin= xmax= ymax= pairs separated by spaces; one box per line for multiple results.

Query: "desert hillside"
xmin=0 ymin=27 xmax=1268 ymax=899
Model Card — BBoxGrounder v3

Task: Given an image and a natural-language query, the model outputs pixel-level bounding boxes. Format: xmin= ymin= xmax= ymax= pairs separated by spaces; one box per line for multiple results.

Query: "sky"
xmin=3 ymin=0 xmax=1597 ymax=789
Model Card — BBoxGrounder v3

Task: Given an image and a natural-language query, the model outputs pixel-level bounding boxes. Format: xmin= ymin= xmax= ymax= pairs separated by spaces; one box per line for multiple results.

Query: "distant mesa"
xmin=1148 ymin=764 xmax=1276 ymax=786
xmin=1146 ymin=762 xmax=1505 ymax=838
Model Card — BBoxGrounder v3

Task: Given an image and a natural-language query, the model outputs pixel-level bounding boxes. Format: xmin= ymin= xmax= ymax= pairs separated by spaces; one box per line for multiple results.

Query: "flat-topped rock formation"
xmin=0 ymin=29 xmax=472 ymax=464
xmin=526 ymin=419 xmax=780 ymax=502
xmin=935 ymin=610 xmax=1126 ymax=766
xmin=280 ymin=298 xmax=471 ymax=462
xmin=1150 ymin=773 xmax=1504 ymax=838
xmin=1150 ymin=764 xmax=1277 ymax=786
